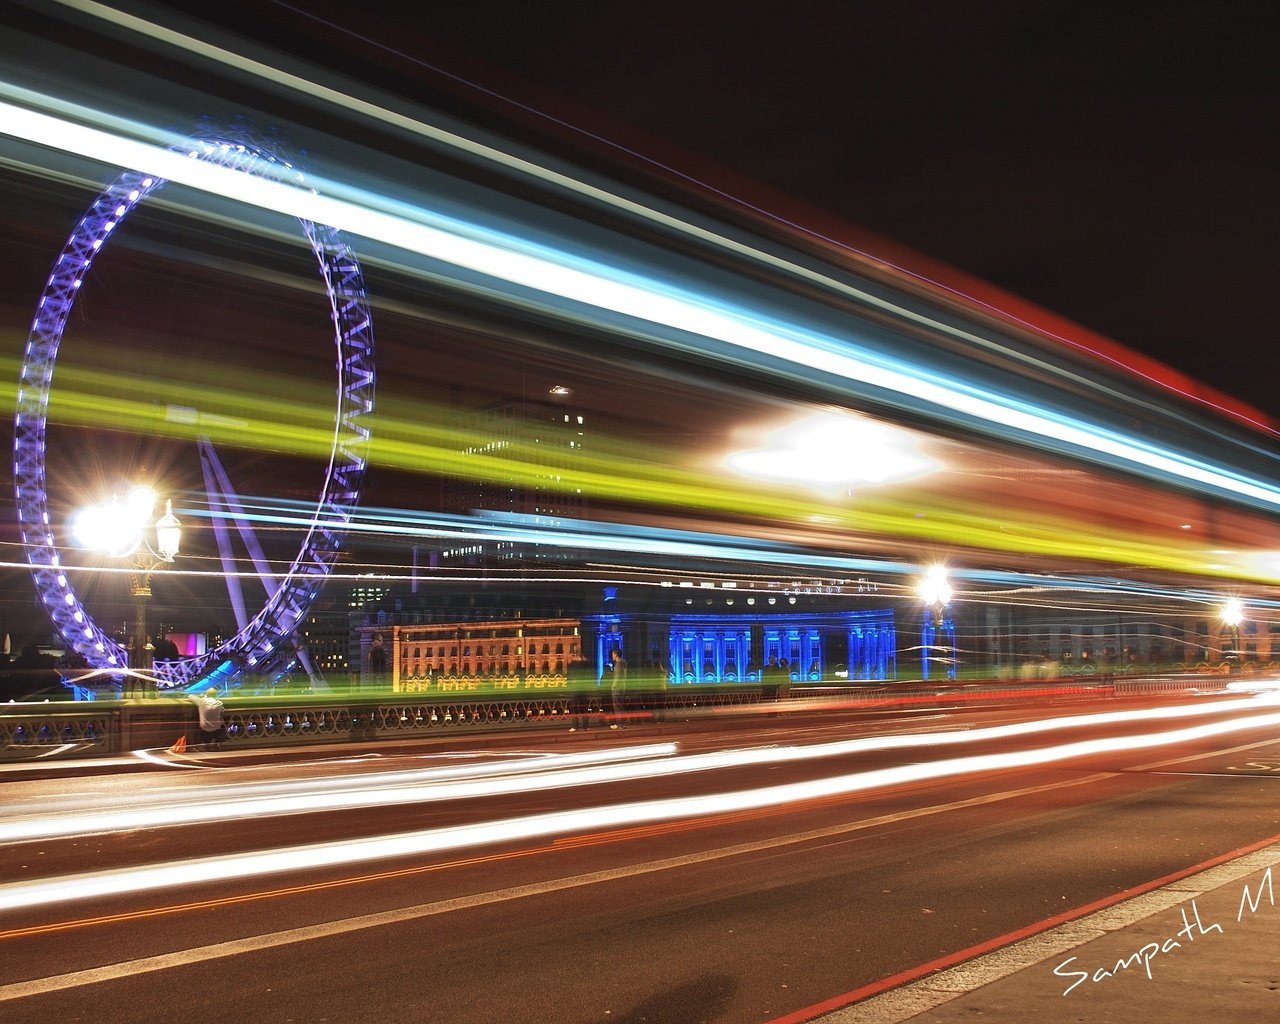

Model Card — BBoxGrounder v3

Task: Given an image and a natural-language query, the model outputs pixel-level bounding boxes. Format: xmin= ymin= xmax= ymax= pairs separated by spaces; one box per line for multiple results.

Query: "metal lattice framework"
xmin=13 ymin=131 xmax=375 ymax=687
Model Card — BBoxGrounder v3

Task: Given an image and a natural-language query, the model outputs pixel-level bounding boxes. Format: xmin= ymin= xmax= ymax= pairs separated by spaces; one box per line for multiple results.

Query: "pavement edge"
xmin=810 ymin=839 xmax=1280 ymax=1023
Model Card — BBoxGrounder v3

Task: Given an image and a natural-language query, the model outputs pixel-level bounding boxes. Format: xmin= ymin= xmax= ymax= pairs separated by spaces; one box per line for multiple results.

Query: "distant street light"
xmin=72 ymin=486 xmax=182 ymax=695
xmin=1221 ymin=597 xmax=1245 ymax=668
xmin=917 ymin=565 xmax=954 ymax=681
xmin=917 ymin=565 xmax=953 ymax=625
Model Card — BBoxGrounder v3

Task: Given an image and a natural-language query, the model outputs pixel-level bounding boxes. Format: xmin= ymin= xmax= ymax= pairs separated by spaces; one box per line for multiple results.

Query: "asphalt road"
xmin=3 ymin=690 xmax=1280 ymax=1023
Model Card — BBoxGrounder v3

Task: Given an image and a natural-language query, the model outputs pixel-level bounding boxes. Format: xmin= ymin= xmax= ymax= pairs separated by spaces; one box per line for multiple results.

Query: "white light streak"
xmin=4 ymin=705 xmax=1280 ymax=911
xmin=1 ymin=695 xmax=1276 ymax=845
xmin=0 ymin=744 xmax=678 ymax=841
xmin=1 ymin=96 xmax=1278 ymax=510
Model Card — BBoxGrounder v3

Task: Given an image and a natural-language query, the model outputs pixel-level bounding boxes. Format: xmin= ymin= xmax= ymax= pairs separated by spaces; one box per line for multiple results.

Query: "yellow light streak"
xmin=1 ymin=347 xmax=1271 ymax=584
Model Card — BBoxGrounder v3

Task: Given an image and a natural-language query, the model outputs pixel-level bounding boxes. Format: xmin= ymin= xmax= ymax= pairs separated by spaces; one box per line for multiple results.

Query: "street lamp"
xmin=917 ymin=565 xmax=954 ymax=680
xmin=917 ymin=565 xmax=953 ymax=625
xmin=1221 ymin=597 xmax=1244 ymax=669
xmin=71 ymin=486 xmax=181 ymax=694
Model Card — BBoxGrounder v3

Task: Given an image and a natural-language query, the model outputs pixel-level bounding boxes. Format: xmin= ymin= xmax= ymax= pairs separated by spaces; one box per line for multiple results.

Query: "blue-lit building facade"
xmin=583 ymin=586 xmax=897 ymax=685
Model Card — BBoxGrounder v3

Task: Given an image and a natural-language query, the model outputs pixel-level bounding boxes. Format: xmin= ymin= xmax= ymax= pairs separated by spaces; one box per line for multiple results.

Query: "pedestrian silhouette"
xmin=608 ymin=649 xmax=628 ymax=729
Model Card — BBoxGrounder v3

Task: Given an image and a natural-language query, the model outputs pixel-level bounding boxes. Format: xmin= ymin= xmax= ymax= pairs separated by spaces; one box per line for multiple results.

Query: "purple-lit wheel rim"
xmin=13 ymin=135 xmax=375 ymax=687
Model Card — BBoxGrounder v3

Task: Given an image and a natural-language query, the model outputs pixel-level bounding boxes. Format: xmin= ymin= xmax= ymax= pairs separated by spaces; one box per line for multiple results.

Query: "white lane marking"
xmin=130 ymin=750 xmax=201 ymax=771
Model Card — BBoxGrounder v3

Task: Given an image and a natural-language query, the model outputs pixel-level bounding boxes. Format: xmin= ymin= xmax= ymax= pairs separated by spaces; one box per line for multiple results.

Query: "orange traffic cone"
xmin=169 ymin=734 xmax=187 ymax=754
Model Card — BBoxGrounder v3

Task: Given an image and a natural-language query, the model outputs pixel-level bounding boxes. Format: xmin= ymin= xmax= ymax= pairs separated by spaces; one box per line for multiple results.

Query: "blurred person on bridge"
xmin=608 ymin=648 xmax=628 ymax=729
xmin=190 ymin=687 xmax=226 ymax=750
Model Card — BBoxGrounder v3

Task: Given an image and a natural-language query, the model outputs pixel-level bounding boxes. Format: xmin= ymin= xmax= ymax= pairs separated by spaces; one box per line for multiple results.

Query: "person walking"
xmin=608 ymin=648 xmax=628 ymax=729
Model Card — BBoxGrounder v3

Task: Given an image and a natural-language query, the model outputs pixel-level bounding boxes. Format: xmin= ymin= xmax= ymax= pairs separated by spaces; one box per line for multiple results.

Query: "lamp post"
xmin=917 ymin=565 xmax=954 ymax=681
xmin=1221 ymin=597 xmax=1244 ymax=670
xmin=72 ymin=486 xmax=181 ymax=696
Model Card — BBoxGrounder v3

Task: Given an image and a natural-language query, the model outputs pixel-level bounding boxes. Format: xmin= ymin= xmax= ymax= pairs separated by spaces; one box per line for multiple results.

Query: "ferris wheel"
xmin=12 ymin=127 xmax=376 ymax=690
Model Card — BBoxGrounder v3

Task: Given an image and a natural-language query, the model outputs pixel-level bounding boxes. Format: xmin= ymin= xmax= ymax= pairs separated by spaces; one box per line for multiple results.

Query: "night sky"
xmin=177 ymin=0 xmax=1279 ymax=416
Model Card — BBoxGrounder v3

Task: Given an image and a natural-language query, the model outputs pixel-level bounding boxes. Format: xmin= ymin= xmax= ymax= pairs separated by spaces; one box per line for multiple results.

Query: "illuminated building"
xmin=363 ymin=618 xmax=584 ymax=692
xmin=284 ymin=582 xmax=396 ymax=681
xmin=352 ymin=570 xmax=1280 ymax=690
xmin=299 ymin=608 xmax=355 ymax=676
xmin=357 ymin=583 xmax=899 ymax=687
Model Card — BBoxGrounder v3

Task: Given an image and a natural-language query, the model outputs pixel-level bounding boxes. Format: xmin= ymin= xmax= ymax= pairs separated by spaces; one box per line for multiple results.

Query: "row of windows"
xmin=404 ymin=642 xmax=577 ymax=658
xmin=399 ymin=626 xmax=580 ymax=641
xmin=401 ymin=660 xmax=568 ymax=677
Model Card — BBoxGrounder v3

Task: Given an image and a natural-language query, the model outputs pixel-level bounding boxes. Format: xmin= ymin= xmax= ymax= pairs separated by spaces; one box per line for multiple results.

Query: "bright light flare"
xmin=917 ymin=564 xmax=953 ymax=607
xmin=726 ymin=410 xmax=937 ymax=489
xmin=69 ymin=495 xmax=146 ymax=557
xmin=126 ymin=485 xmax=156 ymax=519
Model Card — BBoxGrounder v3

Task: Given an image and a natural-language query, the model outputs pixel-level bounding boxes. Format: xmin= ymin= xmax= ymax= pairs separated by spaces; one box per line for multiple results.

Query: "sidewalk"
xmin=818 ymin=839 xmax=1280 ymax=1023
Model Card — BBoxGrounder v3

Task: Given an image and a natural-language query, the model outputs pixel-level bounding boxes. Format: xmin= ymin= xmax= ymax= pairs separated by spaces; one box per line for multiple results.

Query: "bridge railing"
xmin=0 ymin=706 xmax=117 ymax=759
xmin=0 ymin=672 xmax=1232 ymax=763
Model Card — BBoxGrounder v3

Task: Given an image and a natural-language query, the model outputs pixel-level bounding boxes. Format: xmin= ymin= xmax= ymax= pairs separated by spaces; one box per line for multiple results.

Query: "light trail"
xmin=0 ymin=742 xmax=678 ymax=830
xmin=47 ymin=0 xmax=1280 ymax=448
xmin=3 ymin=91 xmax=1280 ymax=514
xmin=4 ymin=703 xmax=1280 ymax=911
xmin=2 ymin=333 xmax=1271 ymax=586
xmin=2 ymin=694 xmax=1275 ymax=844
xmin=8 ymin=485 xmax=1273 ymax=597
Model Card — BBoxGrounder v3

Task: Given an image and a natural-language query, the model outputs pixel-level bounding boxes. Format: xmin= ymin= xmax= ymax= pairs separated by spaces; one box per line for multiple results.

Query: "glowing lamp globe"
xmin=71 ymin=498 xmax=143 ymax=558
xmin=917 ymin=565 xmax=952 ymax=608
xmin=155 ymin=499 xmax=182 ymax=561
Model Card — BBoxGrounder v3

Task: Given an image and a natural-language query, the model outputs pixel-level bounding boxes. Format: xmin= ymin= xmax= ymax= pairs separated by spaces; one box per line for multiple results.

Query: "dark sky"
xmin=172 ymin=0 xmax=1279 ymax=416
